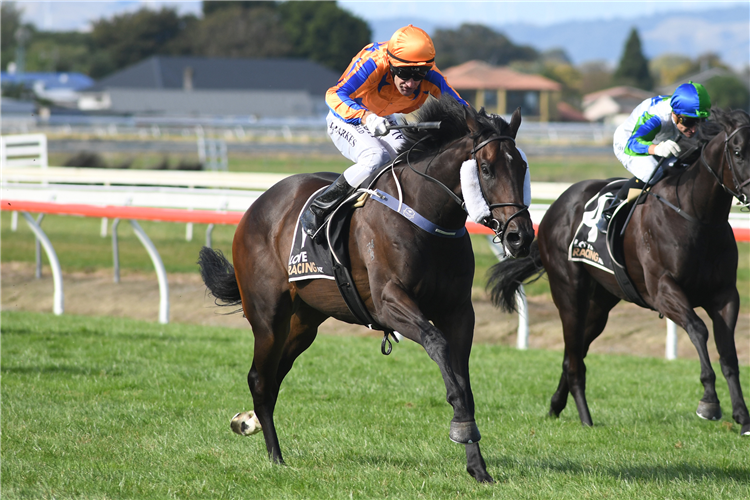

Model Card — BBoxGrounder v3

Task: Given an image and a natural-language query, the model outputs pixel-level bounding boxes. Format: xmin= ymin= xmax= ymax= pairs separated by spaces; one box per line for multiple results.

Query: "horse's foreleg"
xmin=655 ymin=278 xmax=720 ymax=420
xmin=434 ymin=306 xmax=493 ymax=483
xmin=707 ymin=295 xmax=750 ymax=435
xmin=378 ymin=284 xmax=475 ymax=437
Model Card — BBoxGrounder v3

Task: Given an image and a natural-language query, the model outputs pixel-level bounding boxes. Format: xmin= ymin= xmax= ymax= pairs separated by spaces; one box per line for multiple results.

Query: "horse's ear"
xmin=464 ymin=104 xmax=480 ymax=134
xmin=509 ymin=107 xmax=522 ymax=139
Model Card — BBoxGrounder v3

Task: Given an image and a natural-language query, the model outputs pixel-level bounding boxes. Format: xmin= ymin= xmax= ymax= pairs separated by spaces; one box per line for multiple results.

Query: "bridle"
xmin=469 ymin=134 xmax=529 ymax=242
xmin=397 ymin=130 xmax=529 ymax=242
xmin=700 ymin=124 xmax=750 ymax=206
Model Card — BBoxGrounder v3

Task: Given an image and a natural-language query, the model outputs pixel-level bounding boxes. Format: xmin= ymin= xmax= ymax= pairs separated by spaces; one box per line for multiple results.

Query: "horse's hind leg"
xmin=549 ymin=290 xmax=617 ymax=421
xmin=244 ymin=291 xmax=294 ymax=464
xmin=245 ymin=294 xmax=327 ymax=464
xmin=707 ymin=294 xmax=750 ymax=435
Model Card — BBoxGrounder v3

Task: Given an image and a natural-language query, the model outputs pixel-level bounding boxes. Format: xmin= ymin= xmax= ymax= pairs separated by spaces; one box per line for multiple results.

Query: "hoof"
xmin=548 ymin=409 xmax=560 ymax=419
xmin=696 ymin=401 xmax=722 ymax=421
xmin=449 ymin=420 xmax=481 ymax=444
xmin=469 ymin=470 xmax=494 ymax=484
xmin=741 ymin=424 xmax=750 ymax=436
xmin=231 ymin=411 xmax=262 ymax=436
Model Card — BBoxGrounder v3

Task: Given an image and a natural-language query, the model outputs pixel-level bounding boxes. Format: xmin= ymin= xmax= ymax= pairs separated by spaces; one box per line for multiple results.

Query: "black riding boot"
xmin=300 ymin=175 xmax=356 ymax=237
xmin=597 ymin=178 xmax=643 ymax=233
xmin=596 ymin=198 xmax=618 ymax=233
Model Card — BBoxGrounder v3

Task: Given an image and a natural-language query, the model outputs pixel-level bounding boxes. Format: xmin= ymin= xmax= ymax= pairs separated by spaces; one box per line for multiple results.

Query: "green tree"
xmin=1 ymin=2 xmax=24 ymax=71
xmin=613 ymin=27 xmax=654 ymax=90
xmin=703 ymin=75 xmax=750 ymax=111
xmin=186 ymin=4 xmax=291 ymax=58
xmin=279 ymin=1 xmax=371 ymax=72
xmin=24 ymin=31 xmax=94 ymax=73
xmin=433 ymin=24 xmax=538 ymax=68
xmin=90 ymin=7 xmax=191 ymax=77
xmin=202 ymin=1 xmax=270 ymax=16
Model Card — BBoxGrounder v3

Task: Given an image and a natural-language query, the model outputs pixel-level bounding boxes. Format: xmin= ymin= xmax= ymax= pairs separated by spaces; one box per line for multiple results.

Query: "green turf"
xmin=2 ymin=311 xmax=748 ymax=499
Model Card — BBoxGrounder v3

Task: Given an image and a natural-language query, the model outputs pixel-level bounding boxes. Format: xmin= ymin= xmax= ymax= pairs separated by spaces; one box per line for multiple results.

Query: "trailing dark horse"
xmin=488 ymin=108 xmax=750 ymax=436
xmin=198 ymin=95 xmax=535 ymax=482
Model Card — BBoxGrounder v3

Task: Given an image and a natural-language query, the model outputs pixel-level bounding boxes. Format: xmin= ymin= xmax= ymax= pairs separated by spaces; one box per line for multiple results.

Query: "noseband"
xmin=470 ymin=135 xmax=529 ymax=242
xmin=701 ymin=124 xmax=750 ymax=206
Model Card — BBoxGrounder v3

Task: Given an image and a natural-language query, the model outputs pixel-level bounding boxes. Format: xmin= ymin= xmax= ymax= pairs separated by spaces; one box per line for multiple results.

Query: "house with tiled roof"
xmin=78 ymin=56 xmax=339 ymax=118
xmin=441 ymin=60 xmax=562 ymax=122
xmin=581 ymin=86 xmax=653 ymax=124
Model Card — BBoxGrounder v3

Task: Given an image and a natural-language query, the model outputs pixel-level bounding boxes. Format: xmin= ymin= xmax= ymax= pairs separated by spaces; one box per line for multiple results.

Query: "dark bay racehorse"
xmin=488 ymin=108 xmax=750 ymax=436
xmin=198 ymin=95 xmax=535 ymax=482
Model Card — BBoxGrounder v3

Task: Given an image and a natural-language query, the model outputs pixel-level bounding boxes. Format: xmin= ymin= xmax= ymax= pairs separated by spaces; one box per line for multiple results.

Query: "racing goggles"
xmin=391 ymin=65 xmax=431 ymax=82
xmin=677 ymin=115 xmax=705 ymax=128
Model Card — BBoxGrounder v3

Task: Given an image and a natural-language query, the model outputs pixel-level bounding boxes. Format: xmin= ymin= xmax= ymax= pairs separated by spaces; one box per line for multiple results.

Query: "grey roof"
xmin=86 ymin=56 xmax=340 ymax=95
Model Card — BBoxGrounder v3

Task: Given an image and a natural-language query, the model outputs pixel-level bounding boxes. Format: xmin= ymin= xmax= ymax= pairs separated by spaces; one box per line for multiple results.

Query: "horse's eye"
xmin=735 ymin=150 xmax=742 ymax=158
xmin=480 ymin=163 xmax=490 ymax=175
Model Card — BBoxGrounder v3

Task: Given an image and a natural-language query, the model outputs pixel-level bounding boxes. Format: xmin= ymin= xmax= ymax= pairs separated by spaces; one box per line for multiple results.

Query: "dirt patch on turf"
xmin=2 ymin=261 xmax=748 ymax=364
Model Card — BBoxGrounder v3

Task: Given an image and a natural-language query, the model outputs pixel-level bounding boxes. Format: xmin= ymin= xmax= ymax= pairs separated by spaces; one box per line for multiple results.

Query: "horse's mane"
xmin=696 ymin=108 xmax=750 ymax=144
xmin=396 ymin=94 xmax=513 ymax=161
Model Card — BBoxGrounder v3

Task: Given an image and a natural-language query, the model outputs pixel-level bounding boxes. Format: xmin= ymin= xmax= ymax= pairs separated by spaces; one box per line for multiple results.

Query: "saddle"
xmin=568 ymin=179 xmax=652 ymax=309
xmin=290 ymin=186 xmax=389 ymax=332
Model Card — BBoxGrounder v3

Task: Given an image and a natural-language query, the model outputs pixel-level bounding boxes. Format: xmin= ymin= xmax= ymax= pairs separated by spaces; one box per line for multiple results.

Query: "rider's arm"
xmin=325 ymin=45 xmax=385 ymax=124
xmin=624 ymin=112 xmax=662 ymax=156
xmin=421 ymin=68 xmax=468 ymax=107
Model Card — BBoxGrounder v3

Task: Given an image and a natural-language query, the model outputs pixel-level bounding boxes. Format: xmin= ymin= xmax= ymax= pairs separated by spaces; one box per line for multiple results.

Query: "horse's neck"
xmin=681 ymin=145 xmax=734 ymax=222
xmin=395 ymin=148 xmax=468 ymax=226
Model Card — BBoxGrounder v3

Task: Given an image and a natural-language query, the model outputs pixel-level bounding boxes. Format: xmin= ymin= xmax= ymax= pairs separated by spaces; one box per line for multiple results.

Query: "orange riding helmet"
xmin=387 ymin=25 xmax=435 ymax=67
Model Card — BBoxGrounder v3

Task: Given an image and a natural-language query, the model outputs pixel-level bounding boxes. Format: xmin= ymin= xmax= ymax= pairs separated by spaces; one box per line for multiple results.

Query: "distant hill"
xmin=368 ymin=5 xmax=749 ymax=69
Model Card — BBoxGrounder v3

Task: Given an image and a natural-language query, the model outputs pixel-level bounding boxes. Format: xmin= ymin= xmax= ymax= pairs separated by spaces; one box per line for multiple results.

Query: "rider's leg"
xmin=598 ymin=151 xmax=659 ymax=233
xmin=300 ymin=113 xmax=401 ymax=237
xmin=596 ymin=177 xmax=644 ymax=233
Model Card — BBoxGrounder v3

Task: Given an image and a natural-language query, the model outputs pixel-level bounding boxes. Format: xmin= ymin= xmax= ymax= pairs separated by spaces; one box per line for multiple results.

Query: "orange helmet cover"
xmin=387 ymin=25 xmax=435 ymax=67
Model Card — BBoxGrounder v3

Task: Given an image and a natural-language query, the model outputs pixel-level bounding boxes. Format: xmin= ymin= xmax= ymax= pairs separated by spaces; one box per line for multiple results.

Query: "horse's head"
xmin=398 ymin=95 xmax=535 ymax=257
xmin=461 ymin=105 xmax=535 ymax=258
xmin=698 ymin=108 xmax=750 ymax=206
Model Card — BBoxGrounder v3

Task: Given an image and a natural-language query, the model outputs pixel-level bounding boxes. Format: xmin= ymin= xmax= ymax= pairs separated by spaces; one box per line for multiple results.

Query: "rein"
xmin=700 ymin=124 xmax=750 ymax=206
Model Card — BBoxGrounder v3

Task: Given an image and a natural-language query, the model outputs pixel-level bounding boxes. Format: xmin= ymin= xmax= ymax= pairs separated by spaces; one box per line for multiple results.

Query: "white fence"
xmin=1 ymin=133 xmax=48 ymax=168
xmin=4 ymin=134 xmax=748 ymax=358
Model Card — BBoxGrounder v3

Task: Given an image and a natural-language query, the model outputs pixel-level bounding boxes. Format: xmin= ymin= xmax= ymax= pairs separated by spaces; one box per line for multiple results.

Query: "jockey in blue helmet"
xmin=598 ymin=81 xmax=711 ymax=232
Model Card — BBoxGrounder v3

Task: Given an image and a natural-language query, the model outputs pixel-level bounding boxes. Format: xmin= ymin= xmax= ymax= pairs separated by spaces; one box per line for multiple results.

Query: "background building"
xmin=441 ymin=60 xmax=562 ymax=122
xmin=78 ymin=56 xmax=340 ymax=118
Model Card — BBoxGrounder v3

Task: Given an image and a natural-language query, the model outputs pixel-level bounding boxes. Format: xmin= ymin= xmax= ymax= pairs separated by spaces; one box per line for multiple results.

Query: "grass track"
xmin=3 ymin=311 xmax=749 ymax=499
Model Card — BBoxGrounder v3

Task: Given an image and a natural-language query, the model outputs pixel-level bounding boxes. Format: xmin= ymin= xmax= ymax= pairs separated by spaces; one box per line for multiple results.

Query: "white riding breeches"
xmin=326 ymin=111 xmax=407 ymax=187
xmin=613 ymin=126 xmax=659 ymax=182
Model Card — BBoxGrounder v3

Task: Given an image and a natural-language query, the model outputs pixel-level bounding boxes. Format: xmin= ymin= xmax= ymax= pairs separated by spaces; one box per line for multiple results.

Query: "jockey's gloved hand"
xmin=365 ymin=114 xmax=389 ymax=137
xmin=653 ymin=140 xmax=681 ymax=158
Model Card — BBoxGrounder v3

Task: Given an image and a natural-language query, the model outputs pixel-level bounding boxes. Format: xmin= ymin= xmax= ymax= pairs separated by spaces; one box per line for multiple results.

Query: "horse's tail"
xmin=486 ymin=239 xmax=546 ymax=313
xmin=197 ymin=246 xmax=243 ymax=309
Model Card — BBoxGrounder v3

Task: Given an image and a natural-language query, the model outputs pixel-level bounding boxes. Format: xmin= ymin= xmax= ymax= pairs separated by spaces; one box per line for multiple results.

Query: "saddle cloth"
xmin=288 ymin=187 xmax=350 ymax=282
xmin=567 ymin=179 xmax=627 ymax=274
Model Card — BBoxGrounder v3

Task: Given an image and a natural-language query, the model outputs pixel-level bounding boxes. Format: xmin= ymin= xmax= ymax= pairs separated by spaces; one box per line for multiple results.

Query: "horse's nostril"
xmin=506 ymin=232 xmax=520 ymax=247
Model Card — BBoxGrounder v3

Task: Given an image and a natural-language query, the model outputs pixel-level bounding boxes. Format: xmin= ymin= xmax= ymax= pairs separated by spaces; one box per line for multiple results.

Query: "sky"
xmin=14 ymin=0 xmax=747 ymax=33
